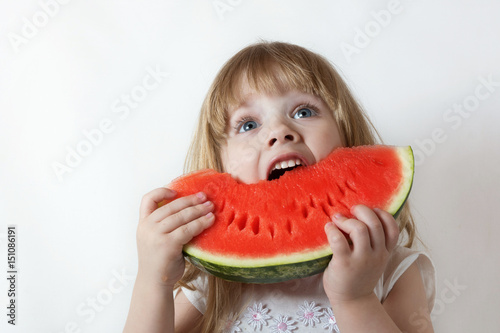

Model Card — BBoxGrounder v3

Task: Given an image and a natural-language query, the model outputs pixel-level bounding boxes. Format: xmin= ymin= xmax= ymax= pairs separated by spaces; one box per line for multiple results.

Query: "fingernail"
xmin=204 ymin=201 xmax=213 ymax=206
xmin=333 ymin=213 xmax=344 ymax=221
xmin=205 ymin=212 xmax=214 ymax=219
xmin=196 ymin=192 xmax=205 ymax=200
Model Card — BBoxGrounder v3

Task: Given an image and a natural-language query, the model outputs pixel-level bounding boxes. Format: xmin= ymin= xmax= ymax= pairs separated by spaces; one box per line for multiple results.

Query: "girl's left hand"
xmin=322 ymin=205 xmax=400 ymax=304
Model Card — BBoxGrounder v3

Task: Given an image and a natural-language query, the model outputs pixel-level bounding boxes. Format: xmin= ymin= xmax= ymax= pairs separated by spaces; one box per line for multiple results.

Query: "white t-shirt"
xmin=181 ymin=245 xmax=436 ymax=332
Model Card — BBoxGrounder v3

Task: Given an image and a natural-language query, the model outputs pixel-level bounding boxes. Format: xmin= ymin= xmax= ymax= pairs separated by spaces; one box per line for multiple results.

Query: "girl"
xmin=124 ymin=41 xmax=436 ymax=332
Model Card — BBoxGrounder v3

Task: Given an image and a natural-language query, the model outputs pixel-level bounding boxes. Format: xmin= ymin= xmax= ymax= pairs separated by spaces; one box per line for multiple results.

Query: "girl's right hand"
xmin=136 ymin=187 xmax=215 ymax=288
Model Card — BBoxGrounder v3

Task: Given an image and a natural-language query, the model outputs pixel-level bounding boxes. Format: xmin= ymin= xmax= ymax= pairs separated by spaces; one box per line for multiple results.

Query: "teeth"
xmin=273 ymin=159 xmax=302 ymax=171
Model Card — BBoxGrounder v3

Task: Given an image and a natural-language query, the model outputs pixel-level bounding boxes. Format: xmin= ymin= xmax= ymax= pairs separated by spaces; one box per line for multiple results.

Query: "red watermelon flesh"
xmin=165 ymin=145 xmax=414 ymax=283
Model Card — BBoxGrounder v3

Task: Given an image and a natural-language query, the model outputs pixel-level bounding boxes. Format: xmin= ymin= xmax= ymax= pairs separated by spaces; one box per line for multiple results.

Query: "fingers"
xmin=373 ymin=208 xmax=400 ymax=251
xmin=158 ymin=198 xmax=214 ymax=234
xmin=332 ymin=212 xmax=371 ymax=254
xmin=170 ymin=212 xmax=215 ymax=245
xmin=331 ymin=205 xmax=400 ymax=254
xmin=324 ymin=222 xmax=351 ymax=259
xmin=150 ymin=191 xmax=209 ymax=223
xmin=142 ymin=189 xmax=216 ymax=244
xmin=350 ymin=205 xmax=386 ymax=250
xmin=140 ymin=187 xmax=178 ymax=220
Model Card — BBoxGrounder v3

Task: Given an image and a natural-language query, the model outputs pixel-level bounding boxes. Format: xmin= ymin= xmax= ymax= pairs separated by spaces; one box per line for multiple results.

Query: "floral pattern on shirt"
xmin=231 ymin=300 xmax=341 ymax=332
xmin=270 ymin=315 xmax=297 ymax=333
xmin=244 ymin=302 xmax=271 ymax=330
xmin=297 ymin=301 xmax=323 ymax=327
xmin=322 ymin=307 xmax=340 ymax=332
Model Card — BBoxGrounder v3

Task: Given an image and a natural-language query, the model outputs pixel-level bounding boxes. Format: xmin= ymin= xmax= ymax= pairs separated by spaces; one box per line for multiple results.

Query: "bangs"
xmin=216 ymin=43 xmax=335 ymax=110
xmin=205 ymin=42 xmax=340 ymax=146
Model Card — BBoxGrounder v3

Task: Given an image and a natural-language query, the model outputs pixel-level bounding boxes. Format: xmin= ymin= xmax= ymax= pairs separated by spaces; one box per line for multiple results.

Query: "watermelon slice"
xmin=167 ymin=145 xmax=414 ymax=283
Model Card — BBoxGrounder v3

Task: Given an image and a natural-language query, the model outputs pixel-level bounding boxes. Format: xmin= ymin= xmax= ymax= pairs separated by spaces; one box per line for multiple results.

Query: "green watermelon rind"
xmin=388 ymin=146 xmax=415 ymax=219
xmin=183 ymin=145 xmax=415 ymax=284
xmin=184 ymin=244 xmax=332 ymax=268
xmin=185 ymin=250 xmax=333 ymax=284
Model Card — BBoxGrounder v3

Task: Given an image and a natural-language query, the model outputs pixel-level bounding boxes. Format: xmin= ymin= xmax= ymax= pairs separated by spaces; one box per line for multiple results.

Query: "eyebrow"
xmin=233 ymin=92 xmax=255 ymax=110
xmin=227 ymin=103 xmax=253 ymax=123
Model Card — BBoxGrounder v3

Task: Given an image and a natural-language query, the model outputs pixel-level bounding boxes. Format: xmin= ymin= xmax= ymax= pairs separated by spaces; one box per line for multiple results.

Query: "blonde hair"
xmin=176 ymin=41 xmax=417 ymax=332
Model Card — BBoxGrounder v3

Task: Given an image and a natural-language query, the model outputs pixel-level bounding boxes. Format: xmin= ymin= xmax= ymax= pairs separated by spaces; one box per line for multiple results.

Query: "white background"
xmin=1 ymin=0 xmax=499 ymax=332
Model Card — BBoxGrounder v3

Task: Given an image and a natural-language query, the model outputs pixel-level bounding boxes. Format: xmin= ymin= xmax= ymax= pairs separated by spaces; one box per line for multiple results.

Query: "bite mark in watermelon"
xmin=166 ymin=145 xmax=414 ymax=283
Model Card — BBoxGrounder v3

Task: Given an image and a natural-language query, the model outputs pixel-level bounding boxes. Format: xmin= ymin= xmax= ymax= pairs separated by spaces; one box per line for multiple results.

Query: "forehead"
xmin=232 ymin=76 xmax=324 ymax=105
xmin=227 ymin=75 xmax=316 ymax=114
xmin=224 ymin=61 xmax=315 ymax=106
xmin=229 ymin=78 xmax=261 ymax=111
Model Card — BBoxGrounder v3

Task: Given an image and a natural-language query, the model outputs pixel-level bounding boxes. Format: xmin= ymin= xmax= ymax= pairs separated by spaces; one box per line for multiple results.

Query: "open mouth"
xmin=268 ymin=165 xmax=302 ymax=180
xmin=267 ymin=159 xmax=304 ymax=181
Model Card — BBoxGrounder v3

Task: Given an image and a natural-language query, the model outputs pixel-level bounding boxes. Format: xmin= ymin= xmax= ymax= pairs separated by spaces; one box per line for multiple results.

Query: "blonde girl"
xmin=124 ymin=41 xmax=435 ymax=332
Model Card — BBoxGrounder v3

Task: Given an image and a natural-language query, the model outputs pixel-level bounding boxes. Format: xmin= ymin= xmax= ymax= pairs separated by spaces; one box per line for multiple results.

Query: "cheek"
xmin=331 ymin=129 xmax=344 ymax=148
xmin=222 ymin=143 xmax=259 ymax=177
xmin=324 ymin=121 xmax=344 ymax=148
xmin=227 ymin=137 xmax=260 ymax=161
xmin=312 ymin=130 xmax=343 ymax=160
xmin=220 ymin=144 xmax=236 ymax=173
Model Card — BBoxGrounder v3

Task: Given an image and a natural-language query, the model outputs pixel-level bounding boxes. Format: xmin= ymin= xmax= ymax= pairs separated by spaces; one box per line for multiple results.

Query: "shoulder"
xmin=178 ymin=274 xmax=209 ymax=314
xmin=174 ymin=289 xmax=203 ymax=333
xmin=377 ymin=246 xmax=436 ymax=332
xmin=174 ymin=275 xmax=209 ymax=333
xmin=375 ymin=245 xmax=436 ymax=310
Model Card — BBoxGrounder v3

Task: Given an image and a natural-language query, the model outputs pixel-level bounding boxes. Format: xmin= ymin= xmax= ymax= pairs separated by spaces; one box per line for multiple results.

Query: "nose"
xmin=266 ymin=122 xmax=299 ymax=147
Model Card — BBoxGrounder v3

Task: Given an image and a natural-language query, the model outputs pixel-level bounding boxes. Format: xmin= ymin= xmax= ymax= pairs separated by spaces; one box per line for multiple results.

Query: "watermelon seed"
xmin=251 ymin=217 xmax=260 ymax=235
xmin=227 ymin=211 xmax=235 ymax=227
xmin=344 ymin=180 xmax=357 ymax=193
xmin=219 ymin=199 xmax=226 ymax=213
xmin=285 ymin=219 xmax=292 ymax=235
xmin=327 ymin=193 xmax=335 ymax=207
xmin=301 ymin=205 xmax=309 ymax=219
xmin=236 ymin=213 xmax=248 ymax=231
xmin=269 ymin=224 xmax=275 ymax=239
xmin=309 ymin=195 xmax=316 ymax=208
xmin=336 ymin=184 xmax=345 ymax=196
xmin=320 ymin=202 xmax=331 ymax=218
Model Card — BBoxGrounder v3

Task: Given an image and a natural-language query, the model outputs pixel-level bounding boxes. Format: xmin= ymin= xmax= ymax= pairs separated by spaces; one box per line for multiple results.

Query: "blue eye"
xmin=294 ymin=108 xmax=315 ymax=119
xmin=238 ymin=120 xmax=259 ymax=133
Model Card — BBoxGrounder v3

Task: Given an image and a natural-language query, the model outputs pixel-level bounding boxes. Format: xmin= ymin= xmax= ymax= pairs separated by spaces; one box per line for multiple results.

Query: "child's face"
xmin=221 ymin=83 xmax=343 ymax=184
